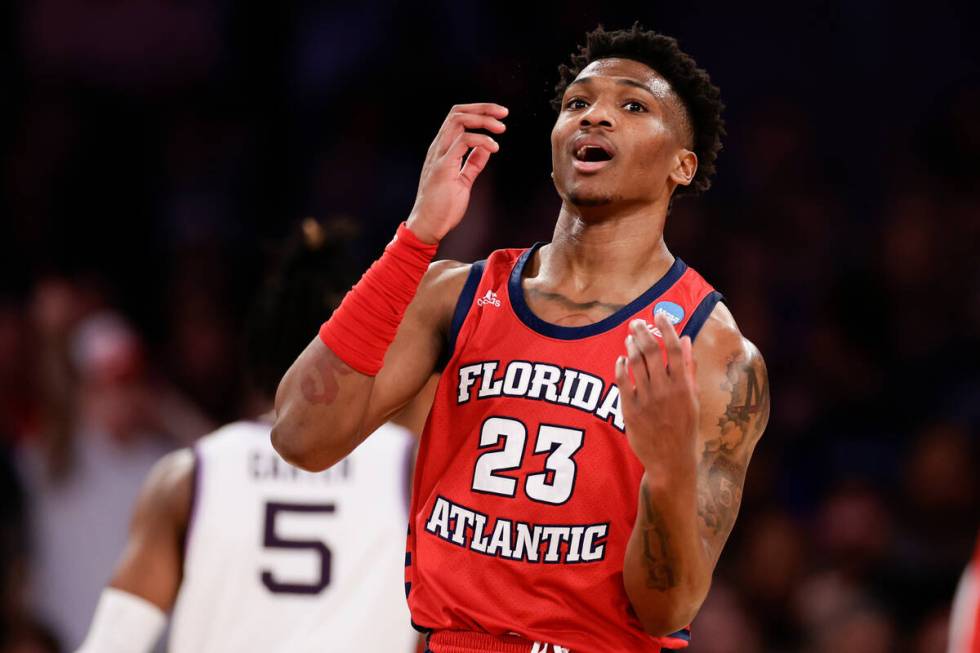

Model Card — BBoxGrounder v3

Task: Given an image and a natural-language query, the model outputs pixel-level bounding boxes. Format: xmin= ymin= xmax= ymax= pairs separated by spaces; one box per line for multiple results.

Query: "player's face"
xmin=550 ymin=57 xmax=693 ymax=209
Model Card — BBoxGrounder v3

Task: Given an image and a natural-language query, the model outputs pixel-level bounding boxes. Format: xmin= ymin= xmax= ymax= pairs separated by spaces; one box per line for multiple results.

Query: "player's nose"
xmin=579 ymin=101 xmax=614 ymax=129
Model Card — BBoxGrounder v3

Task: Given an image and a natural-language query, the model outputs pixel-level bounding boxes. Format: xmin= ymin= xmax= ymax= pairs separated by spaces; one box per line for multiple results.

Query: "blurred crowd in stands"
xmin=1 ymin=1 xmax=977 ymax=651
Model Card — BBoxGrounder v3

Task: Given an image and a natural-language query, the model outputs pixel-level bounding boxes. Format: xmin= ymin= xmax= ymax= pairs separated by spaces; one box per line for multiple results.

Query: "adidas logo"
xmin=476 ymin=289 xmax=502 ymax=308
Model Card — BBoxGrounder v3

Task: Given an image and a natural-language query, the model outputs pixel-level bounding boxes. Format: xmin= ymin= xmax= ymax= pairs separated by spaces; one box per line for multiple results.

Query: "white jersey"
xmin=168 ymin=420 xmax=417 ymax=653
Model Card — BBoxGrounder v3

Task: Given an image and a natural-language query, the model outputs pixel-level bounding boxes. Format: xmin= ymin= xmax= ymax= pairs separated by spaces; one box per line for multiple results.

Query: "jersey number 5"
xmin=472 ymin=416 xmax=583 ymax=505
xmin=260 ymin=501 xmax=334 ymax=595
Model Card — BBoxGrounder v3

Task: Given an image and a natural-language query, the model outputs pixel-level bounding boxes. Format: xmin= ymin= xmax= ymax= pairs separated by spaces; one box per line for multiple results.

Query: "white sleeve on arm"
xmin=76 ymin=588 xmax=167 ymax=653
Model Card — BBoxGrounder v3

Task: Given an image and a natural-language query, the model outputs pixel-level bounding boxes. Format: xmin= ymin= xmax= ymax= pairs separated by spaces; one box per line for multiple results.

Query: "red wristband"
xmin=318 ymin=222 xmax=438 ymax=375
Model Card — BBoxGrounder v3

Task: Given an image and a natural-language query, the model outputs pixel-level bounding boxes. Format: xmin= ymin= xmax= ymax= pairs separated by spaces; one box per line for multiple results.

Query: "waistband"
xmin=427 ymin=631 xmax=570 ymax=653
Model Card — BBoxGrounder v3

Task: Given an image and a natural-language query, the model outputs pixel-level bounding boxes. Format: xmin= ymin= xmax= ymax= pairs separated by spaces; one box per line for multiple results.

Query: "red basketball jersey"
xmin=406 ymin=244 xmax=722 ymax=652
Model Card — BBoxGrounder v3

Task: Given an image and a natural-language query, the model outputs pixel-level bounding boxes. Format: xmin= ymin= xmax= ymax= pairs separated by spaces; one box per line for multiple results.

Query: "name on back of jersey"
xmin=250 ymin=450 xmax=352 ymax=483
xmin=456 ymin=359 xmax=625 ymax=432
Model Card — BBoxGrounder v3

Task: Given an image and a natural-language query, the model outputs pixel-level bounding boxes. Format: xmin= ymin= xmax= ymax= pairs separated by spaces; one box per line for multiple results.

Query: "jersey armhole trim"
xmin=438 ymin=260 xmax=486 ymax=370
xmin=680 ymin=290 xmax=723 ymax=342
xmin=182 ymin=446 xmax=202 ymax=566
xmin=665 ymin=626 xmax=692 ymax=642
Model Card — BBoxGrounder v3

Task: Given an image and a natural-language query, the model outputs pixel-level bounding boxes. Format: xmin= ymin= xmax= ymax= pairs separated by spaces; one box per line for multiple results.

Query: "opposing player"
xmin=274 ymin=25 xmax=770 ymax=652
xmin=77 ymin=220 xmax=423 ymax=653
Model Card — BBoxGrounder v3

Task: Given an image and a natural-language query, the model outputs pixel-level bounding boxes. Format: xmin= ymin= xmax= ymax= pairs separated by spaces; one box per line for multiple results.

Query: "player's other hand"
xmin=406 ymin=103 xmax=508 ymax=244
xmin=616 ymin=313 xmax=700 ymax=475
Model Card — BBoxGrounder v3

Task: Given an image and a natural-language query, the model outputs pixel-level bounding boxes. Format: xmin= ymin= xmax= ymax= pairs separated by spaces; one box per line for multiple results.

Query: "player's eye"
xmin=624 ymin=100 xmax=647 ymax=113
xmin=565 ymin=98 xmax=588 ymax=111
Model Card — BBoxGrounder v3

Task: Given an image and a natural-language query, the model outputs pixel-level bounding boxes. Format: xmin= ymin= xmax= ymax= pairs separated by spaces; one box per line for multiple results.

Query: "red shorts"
xmin=425 ymin=631 xmax=569 ymax=653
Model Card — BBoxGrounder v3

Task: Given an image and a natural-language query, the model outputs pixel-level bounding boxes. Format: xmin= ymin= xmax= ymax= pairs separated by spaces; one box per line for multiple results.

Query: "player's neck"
xmin=545 ymin=202 xmax=673 ymax=292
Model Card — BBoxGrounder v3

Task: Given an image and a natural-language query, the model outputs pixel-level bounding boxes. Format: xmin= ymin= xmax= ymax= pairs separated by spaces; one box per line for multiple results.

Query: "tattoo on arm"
xmin=640 ymin=482 xmax=680 ymax=591
xmin=697 ymin=348 xmax=770 ymax=559
xmin=300 ymin=352 xmax=353 ymax=406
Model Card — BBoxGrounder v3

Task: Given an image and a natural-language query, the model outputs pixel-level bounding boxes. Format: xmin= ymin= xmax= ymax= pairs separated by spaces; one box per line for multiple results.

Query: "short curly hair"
xmin=552 ymin=24 xmax=725 ymax=198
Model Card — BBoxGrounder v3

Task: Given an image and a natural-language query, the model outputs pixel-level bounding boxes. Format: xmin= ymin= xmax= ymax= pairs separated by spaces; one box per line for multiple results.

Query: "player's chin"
xmin=567 ymin=190 xmax=615 ymax=207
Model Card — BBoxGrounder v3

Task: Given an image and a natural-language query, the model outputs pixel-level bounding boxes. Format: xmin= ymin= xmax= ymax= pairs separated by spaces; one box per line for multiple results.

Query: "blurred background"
xmin=1 ymin=1 xmax=978 ymax=652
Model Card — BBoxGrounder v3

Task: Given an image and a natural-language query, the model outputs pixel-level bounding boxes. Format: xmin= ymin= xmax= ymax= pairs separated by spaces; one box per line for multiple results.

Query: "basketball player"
xmin=273 ymin=25 xmax=770 ymax=652
xmin=77 ymin=220 xmax=423 ymax=653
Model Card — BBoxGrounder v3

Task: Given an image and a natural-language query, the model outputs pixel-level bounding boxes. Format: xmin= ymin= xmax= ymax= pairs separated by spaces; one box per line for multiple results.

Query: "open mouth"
xmin=574 ymin=145 xmax=613 ymax=162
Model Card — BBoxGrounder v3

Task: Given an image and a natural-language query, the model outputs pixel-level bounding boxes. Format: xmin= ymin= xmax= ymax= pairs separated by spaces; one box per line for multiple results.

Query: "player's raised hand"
xmin=406 ymin=103 xmax=508 ymax=244
xmin=616 ymin=313 xmax=700 ymax=474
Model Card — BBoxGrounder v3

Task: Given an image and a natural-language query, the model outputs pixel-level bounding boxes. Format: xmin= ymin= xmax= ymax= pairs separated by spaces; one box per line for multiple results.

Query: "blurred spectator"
xmin=0 ymin=622 xmax=61 ymax=653
xmin=806 ymin=602 xmax=898 ymax=653
xmin=0 ymin=305 xmax=35 ymax=445
xmin=813 ymin=482 xmax=892 ymax=580
xmin=17 ymin=309 xmax=211 ymax=648
xmin=734 ymin=511 xmax=808 ymax=649
xmin=688 ymin=582 xmax=762 ymax=653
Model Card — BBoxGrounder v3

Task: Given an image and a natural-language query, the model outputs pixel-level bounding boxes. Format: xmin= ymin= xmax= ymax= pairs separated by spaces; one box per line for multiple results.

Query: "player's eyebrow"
xmin=566 ymin=76 xmax=658 ymax=98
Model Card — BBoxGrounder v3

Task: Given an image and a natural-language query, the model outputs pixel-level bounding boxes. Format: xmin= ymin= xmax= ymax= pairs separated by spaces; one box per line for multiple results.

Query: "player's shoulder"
xmin=694 ymin=302 xmax=770 ymax=438
xmin=420 ymin=248 xmax=526 ymax=328
xmin=414 ymin=259 xmax=476 ymax=331
xmin=134 ymin=447 xmax=195 ymax=526
xmin=146 ymin=448 xmax=195 ymax=493
xmin=693 ymin=301 xmax=767 ymax=379
xmin=423 ymin=246 xmax=526 ymax=295
xmin=422 ymin=259 xmax=471 ymax=295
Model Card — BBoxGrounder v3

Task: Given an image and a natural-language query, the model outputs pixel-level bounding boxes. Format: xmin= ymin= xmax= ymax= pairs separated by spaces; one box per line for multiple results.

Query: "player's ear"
xmin=669 ymin=149 xmax=697 ymax=188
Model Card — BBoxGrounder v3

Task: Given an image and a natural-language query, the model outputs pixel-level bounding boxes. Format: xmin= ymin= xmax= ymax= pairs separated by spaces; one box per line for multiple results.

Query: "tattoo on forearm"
xmin=300 ymin=353 xmax=352 ymax=406
xmin=640 ymin=482 xmax=679 ymax=591
xmin=697 ymin=453 xmax=744 ymax=537
xmin=697 ymin=349 xmax=769 ymax=557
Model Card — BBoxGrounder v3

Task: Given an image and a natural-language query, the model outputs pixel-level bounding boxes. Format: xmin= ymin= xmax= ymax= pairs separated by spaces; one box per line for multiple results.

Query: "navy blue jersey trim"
xmin=438 ymin=260 xmax=486 ymax=370
xmin=680 ymin=290 xmax=723 ymax=342
xmin=509 ymin=243 xmax=688 ymax=340
xmin=666 ymin=627 xmax=692 ymax=642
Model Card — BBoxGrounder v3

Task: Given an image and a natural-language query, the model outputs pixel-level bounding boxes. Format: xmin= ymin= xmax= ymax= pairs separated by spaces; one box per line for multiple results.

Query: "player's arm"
xmin=77 ymin=449 xmax=194 ymax=652
xmin=273 ymin=262 xmax=465 ymax=472
xmin=691 ymin=304 xmax=769 ymax=566
xmin=272 ymin=103 xmax=507 ymax=472
xmin=618 ymin=305 xmax=769 ymax=636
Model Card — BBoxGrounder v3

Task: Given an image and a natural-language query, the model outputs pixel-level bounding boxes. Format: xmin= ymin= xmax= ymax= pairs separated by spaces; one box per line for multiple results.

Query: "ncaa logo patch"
xmin=653 ymin=301 xmax=684 ymax=325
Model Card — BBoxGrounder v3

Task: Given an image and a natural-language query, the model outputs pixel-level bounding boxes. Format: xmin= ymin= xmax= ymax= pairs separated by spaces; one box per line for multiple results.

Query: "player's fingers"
xmin=449 ymin=103 xmax=509 ymax=118
xmin=435 ymin=108 xmax=509 ymax=154
xmin=680 ymin=335 xmax=697 ymax=390
xmin=654 ymin=313 xmax=684 ymax=380
xmin=442 ymin=113 xmax=508 ymax=136
xmin=459 ymin=145 xmax=493 ymax=186
xmin=631 ymin=320 xmax=666 ymax=387
xmin=446 ymin=132 xmax=500 ymax=163
xmin=625 ymin=333 xmax=649 ymax=394
xmin=615 ymin=355 xmax=636 ymax=407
